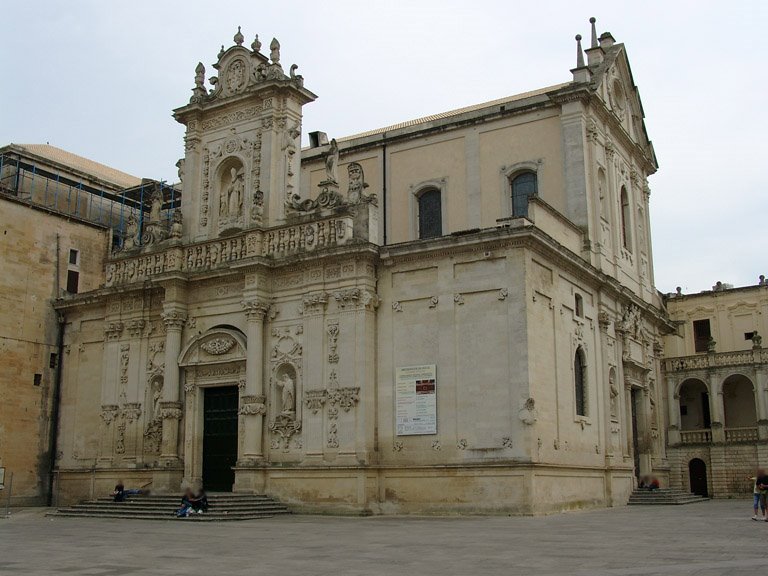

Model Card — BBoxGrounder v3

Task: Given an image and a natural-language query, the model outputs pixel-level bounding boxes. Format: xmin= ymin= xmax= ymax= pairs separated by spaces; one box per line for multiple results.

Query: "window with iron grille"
xmin=574 ymin=347 xmax=587 ymax=416
xmin=417 ymin=188 xmax=442 ymax=240
xmin=511 ymin=172 xmax=537 ymax=218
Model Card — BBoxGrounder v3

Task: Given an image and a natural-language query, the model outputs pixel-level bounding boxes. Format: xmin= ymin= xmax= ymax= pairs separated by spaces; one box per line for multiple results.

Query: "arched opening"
xmin=574 ymin=347 xmax=587 ymax=416
xmin=723 ymin=374 xmax=757 ymax=430
xmin=620 ymin=185 xmax=631 ymax=250
xmin=417 ymin=188 xmax=442 ymax=239
xmin=511 ymin=171 xmax=537 ymax=218
xmin=688 ymin=458 xmax=708 ymax=497
xmin=678 ymin=379 xmax=711 ymax=431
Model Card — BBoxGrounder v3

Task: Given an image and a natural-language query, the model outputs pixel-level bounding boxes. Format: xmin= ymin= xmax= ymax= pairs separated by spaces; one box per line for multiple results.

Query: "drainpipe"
xmin=382 ymin=141 xmax=387 ymax=245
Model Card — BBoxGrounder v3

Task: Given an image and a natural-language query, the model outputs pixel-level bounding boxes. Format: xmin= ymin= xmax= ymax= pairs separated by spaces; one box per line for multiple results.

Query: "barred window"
xmin=511 ymin=172 xmax=537 ymax=218
xmin=620 ymin=186 xmax=632 ymax=250
xmin=417 ymin=188 xmax=442 ymax=240
xmin=575 ymin=347 xmax=587 ymax=416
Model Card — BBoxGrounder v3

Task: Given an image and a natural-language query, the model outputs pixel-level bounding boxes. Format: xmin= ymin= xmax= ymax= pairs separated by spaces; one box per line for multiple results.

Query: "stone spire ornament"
xmin=575 ymin=34 xmax=585 ymax=68
xmin=234 ymin=26 xmax=244 ymax=46
xmin=270 ymin=38 xmax=280 ymax=64
xmin=590 ymin=17 xmax=598 ymax=49
xmin=194 ymin=62 xmax=205 ymax=89
xmin=218 ymin=45 xmax=225 ymax=59
xmin=251 ymin=34 xmax=262 ymax=52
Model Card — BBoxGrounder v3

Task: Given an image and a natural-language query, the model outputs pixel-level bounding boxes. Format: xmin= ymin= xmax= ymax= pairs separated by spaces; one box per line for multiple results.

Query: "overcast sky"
xmin=1 ymin=1 xmax=765 ymax=294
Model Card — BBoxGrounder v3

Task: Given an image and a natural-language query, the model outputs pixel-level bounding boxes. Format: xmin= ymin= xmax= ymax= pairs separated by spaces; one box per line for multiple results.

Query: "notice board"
xmin=395 ymin=364 xmax=437 ymax=435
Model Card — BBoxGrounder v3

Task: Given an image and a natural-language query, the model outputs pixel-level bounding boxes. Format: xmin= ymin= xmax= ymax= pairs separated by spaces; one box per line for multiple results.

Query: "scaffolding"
xmin=0 ymin=149 xmax=181 ymax=250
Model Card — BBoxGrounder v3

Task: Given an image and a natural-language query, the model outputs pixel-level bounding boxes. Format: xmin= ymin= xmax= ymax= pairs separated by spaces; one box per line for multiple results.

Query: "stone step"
xmin=628 ymin=489 xmax=709 ymax=505
xmin=57 ymin=504 xmax=289 ymax=514
xmin=50 ymin=511 xmax=281 ymax=521
xmin=50 ymin=493 xmax=291 ymax=521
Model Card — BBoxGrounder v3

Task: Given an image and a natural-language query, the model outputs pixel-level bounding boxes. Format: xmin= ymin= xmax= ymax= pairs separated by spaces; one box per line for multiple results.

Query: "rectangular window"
xmin=66 ymin=269 xmax=80 ymax=294
xmin=33 ymin=373 xmax=42 ymax=386
xmin=49 ymin=353 xmax=58 ymax=369
xmin=745 ymin=332 xmax=756 ymax=341
xmin=68 ymin=248 xmax=79 ymax=266
xmin=693 ymin=319 xmax=711 ymax=353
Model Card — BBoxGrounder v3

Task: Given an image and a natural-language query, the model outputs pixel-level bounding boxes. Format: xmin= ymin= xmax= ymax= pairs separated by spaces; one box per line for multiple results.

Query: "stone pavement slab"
xmin=0 ymin=500 xmax=763 ymax=576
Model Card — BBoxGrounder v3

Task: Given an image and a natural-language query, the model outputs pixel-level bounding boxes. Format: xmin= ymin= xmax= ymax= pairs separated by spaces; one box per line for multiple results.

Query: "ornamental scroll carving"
xmin=201 ymin=337 xmax=236 ymax=355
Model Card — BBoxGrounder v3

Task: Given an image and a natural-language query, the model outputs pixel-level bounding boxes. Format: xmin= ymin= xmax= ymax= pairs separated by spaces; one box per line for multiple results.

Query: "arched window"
xmin=575 ymin=293 xmax=584 ymax=318
xmin=417 ymin=188 xmax=442 ymax=240
xmin=620 ymin=185 xmax=632 ymax=250
xmin=511 ymin=172 xmax=538 ymax=218
xmin=574 ymin=347 xmax=587 ymax=416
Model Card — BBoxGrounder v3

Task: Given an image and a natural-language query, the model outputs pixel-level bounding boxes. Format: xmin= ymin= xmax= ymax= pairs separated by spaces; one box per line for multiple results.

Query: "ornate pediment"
xmin=179 ymin=328 xmax=247 ymax=366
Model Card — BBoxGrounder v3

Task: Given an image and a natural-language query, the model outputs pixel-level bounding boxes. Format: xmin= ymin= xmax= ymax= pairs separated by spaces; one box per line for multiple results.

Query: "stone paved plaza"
xmin=0 ymin=500 xmax=764 ymax=575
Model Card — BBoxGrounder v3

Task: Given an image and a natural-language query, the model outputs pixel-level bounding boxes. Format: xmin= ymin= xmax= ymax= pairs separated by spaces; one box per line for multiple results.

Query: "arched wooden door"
xmin=688 ymin=458 xmax=708 ymax=497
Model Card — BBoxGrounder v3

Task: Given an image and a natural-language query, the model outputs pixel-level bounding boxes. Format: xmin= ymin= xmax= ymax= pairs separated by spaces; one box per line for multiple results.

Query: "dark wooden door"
xmin=202 ymin=386 xmax=238 ymax=492
xmin=689 ymin=458 xmax=708 ymax=497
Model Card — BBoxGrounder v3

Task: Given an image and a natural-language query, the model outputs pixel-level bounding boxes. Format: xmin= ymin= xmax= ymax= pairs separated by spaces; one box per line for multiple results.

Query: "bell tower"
xmin=173 ymin=27 xmax=317 ymax=241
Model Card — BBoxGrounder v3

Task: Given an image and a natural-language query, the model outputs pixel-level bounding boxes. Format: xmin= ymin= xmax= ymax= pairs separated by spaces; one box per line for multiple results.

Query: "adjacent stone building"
xmin=0 ymin=144 xmax=141 ymax=505
xmin=51 ymin=20 xmax=673 ymax=514
xmin=664 ymin=280 xmax=768 ymax=497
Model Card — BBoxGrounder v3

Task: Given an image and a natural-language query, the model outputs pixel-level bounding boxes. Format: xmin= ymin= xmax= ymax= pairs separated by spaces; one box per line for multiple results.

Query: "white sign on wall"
xmin=396 ymin=364 xmax=437 ymax=436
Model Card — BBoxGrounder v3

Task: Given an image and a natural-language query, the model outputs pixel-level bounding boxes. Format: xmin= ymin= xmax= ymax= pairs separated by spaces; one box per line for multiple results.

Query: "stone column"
xmin=99 ymin=322 xmax=124 ymax=463
xmin=708 ymin=371 xmax=725 ymax=443
xmin=638 ymin=386 xmax=653 ymax=477
xmin=667 ymin=376 xmax=681 ymax=445
xmin=240 ymin=300 xmax=270 ymax=462
xmin=160 ymin=309 xmax=186 ymax=463
xmin=755 ymin=367 xmax=768 ymax=440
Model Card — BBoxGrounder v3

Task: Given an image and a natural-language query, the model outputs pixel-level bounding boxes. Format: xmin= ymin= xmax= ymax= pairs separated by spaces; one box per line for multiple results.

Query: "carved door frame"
xmin=179 ymin=328 xmax=247 ymax=487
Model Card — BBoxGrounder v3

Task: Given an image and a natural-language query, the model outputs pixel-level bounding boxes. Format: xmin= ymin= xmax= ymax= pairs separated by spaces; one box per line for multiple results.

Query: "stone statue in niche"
xmin=276 ymin=372 xmax=296 ymax=415
xmin=324 ymin=139 xmax=339 ymax=184
xmin=221 ymin=166 xmax=244 ymax=220
xmin=609 ymin=382 xmax=619 ymax=419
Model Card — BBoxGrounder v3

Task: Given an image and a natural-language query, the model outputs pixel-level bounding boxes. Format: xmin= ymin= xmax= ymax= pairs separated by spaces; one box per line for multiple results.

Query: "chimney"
xmin=308 ymin=131 xmax=329 ymax=148
xmin=585 ymin=17 xmax=604 ymax=66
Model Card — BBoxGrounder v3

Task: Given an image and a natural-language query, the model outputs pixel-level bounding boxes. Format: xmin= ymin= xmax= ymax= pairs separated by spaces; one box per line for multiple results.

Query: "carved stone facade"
xmin=52 ymin=22 xmax=673 ymax=515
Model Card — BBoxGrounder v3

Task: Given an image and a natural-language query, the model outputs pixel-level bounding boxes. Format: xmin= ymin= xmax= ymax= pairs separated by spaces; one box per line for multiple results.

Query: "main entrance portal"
xmin=202 ymin=386 xmax=239 ymax=492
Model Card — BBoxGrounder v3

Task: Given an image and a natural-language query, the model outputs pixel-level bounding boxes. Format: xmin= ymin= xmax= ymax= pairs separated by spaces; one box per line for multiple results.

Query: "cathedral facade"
xmin=53 ymin=21 xmax=671 ymax=514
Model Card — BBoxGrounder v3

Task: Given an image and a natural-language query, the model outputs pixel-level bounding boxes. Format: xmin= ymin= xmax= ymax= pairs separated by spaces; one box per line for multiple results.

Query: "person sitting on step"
xmin=111 ymin=480 xmax=147 ymax=502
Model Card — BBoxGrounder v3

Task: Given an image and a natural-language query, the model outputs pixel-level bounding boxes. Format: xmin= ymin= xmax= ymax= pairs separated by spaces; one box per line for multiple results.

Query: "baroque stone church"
xmin=54 ymin=19 xmax=670 ymax=514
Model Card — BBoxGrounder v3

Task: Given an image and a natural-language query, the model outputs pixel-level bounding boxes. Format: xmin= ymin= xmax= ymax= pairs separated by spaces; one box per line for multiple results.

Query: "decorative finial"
xmin=251 ymin=34 xmax=262 ymax=52
xmin=590 ymin=17 xmax=598 ymax=49
xmin=194 ymin=62 xmax=205 ymax=88
xmin=575 ymin=34 xmax=585 ymax=68
xmin=270 ymin=38 xmax=280 ymax=64
xmin=218 ymin=45 xmax=225 ymax=59
xmin=234 ymin=26 xmax=244 ymax=46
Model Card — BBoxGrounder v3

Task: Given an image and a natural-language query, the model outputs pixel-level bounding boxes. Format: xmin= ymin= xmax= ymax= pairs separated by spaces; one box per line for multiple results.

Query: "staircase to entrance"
xmin=628 ymin=488 xmax=709 ymax=505
xmin=50 ymin=493 xmax=290 ymax=521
